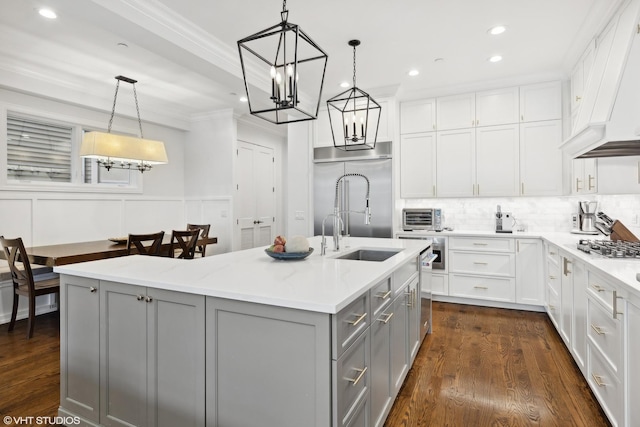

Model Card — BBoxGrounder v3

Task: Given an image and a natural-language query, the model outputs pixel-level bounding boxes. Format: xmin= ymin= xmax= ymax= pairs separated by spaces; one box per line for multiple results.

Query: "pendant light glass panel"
xmin=238 ymin=16 xmax=328 ymax=124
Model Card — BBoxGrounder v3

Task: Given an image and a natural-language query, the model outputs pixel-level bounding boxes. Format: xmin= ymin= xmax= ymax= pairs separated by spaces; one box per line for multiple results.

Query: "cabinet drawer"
xmin=588 ymin=345 xmax=623 ymax=427
xmin=333 ymin=293 xmax=369 ymax=360
xmin=587 ymin=297 xmax=622 ymax=376
xmin=449 ymin=251 xmax=515 ymax=277
xmin=587 ymin=272 xmax=618 ymax=314
xmin=546 ymin=244 xmax=560 ymax=266
xmin=393 ymin=257 xmax=418 ymax=294
xmin=449 ymin=237 xmax=514 ymax=252
xmin=547 ymin=260 xmax=561 ymax=296
xmin=333 ymin=331 xmax=369 ymax=427
xmin=449 ymin=274 xmax=515 ymax=302
xmin=370 ymin=277 xmax=393 ymax=317
xmin=432 ymin=273 xmax=449 ymax=296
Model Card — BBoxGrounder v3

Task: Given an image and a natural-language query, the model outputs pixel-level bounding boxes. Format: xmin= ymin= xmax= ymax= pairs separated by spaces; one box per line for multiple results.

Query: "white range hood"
xmin=561 ymin=0 xmax=640 ymax=159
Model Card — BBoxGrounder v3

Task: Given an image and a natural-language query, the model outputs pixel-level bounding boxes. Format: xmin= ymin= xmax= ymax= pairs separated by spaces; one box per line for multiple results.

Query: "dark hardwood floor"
xmin=385 ymin=302 xmax=611 ymax=427
xmin=0 ymin=303 xmax=610 ymax=427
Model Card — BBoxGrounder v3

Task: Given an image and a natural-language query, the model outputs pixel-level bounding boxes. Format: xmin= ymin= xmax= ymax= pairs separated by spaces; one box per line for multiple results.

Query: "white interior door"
xmin=236 ymin=141 xmax=275 ymax=250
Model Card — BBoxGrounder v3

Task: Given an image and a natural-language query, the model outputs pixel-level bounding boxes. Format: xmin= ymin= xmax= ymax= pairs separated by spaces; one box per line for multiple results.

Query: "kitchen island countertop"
xmin=54 ymin=236 xmax=430 ymax=314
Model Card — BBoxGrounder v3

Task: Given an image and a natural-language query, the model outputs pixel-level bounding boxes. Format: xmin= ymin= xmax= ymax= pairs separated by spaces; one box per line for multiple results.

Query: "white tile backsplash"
xmin=402 ymin=194 xmax=640 ymax=237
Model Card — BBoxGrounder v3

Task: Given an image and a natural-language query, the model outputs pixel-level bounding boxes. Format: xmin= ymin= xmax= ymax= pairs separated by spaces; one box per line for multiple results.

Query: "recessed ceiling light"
xmin=488 ymin=25 xmax=506 ymax=35
xmin=408 ymin=69 xmax=420 ymax=77
xmin=434 ymin=58 xmax=444 ymax=63
xmin=240 ymin=96 xmax=248 ymax=102
xmin=489 ymin=55 xmax=503 ymax=63
xmin=117 ymin=42 xmax=129 ymax=48
xmin=340 ymin=81 xmax=350 ymax=88
xmin=38 ymin=8 xmax=57 ymax=19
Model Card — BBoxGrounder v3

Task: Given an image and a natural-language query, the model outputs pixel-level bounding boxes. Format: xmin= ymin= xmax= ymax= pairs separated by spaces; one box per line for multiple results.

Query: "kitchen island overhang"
xmin=55 ymin=236 xmax=430 ymax=427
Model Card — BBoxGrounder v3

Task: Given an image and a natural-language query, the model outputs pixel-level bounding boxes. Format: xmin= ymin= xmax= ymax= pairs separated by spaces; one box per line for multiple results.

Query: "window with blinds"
xmin=7 ymin=114 xmax=72 ymax=182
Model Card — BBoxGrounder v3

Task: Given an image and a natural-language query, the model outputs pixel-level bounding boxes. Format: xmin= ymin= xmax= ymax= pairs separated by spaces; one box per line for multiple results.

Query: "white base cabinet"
xmin=515 ymin=239 xmax=544 ymax=305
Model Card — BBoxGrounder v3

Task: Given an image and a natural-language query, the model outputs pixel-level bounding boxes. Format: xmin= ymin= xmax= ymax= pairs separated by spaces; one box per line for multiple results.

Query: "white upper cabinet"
xmin=400 ymin=99 xmax=436 ymax=134
xmin=571 ymin=41 xmax=596 ymax=122
xmin=400 ymin=133 xmax=436 ymax=198
xmin=436 ymin=129 xmax=475 ymax=197
xmin=597 ymin=156 xmax=640 ymax=194
xmin=436 ymin=93 xmax=476 ymax=131
xmin=520 ymin=120 xmax=563 ymax=196
xmin=519 ymin=81 xmax=562 ymax=122
xmin=475 ymin=87 xmax=519 ymax=127
xmin=572 ymin=158 xmax=598 ymax=195
xmin=475 ymin=124 xmax=520 ymax=197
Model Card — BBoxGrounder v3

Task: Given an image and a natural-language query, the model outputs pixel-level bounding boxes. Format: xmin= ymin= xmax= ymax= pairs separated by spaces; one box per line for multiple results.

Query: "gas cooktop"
xmin=577 ymin=239 xmax=640 ymax=259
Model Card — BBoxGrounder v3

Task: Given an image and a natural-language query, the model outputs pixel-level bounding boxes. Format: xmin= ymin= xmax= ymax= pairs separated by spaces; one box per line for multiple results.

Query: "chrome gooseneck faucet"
xmin=321 ymin=173 xmax=371 ymax=255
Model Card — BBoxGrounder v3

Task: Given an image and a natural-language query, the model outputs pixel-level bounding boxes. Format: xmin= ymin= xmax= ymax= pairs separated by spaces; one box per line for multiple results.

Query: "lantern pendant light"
xmin=237 ymin=0 xmax=328 ymax=125
xmin=327 ymin=40 xmax=381 ymax=151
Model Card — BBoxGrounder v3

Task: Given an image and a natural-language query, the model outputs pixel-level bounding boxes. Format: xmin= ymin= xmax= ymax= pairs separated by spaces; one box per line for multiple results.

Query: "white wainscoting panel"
xmin=185 ymin=197 xmax=232 ymax=255
xmin=124 ymin=199 xmax=185 ymax=235
xmin=0 ymin=199 xmax=33 ymax=244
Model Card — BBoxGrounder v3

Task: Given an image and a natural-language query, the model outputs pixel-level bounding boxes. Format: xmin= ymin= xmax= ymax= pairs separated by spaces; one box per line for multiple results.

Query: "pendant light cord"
xmin=106 ymin=77 xmax=145 ymax=138
xmin=352 ymin=43 xmax=357 ymax=89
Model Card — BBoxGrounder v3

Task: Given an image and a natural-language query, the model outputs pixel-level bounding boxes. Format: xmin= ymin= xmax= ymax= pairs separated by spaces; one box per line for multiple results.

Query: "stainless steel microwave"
xmin=402 ymin=208 xmax=442 ymax=231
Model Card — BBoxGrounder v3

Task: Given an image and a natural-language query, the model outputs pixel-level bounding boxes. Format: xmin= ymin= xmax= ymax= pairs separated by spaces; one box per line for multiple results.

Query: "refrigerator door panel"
xmin=345 ymin=159 xmax=393 ymax=238
xmin=313 ymin=162 xmax=345 ymax=236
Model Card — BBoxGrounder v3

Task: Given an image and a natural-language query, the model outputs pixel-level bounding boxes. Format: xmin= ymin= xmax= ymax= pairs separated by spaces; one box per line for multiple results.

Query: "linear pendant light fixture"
xmin=237 ymin=0 xmax=328 ymax=125
xmin=80 ymin=76 xmax=168 ymax=173
xmin=327 ymin=40 xmax=381 ymax=151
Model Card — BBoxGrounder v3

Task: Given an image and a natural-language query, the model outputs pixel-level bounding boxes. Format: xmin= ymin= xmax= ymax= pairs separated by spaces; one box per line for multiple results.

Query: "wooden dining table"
xmin=0 ymin=235 xmax=218 ymax=267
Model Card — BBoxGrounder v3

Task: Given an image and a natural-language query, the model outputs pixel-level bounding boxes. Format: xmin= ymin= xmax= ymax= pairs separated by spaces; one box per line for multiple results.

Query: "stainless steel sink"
xmin=334 ymin=248 xmax=402 ymax=262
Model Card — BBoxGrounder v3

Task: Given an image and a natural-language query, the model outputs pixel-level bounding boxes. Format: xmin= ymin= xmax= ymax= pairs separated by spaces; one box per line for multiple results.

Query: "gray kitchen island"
xmin=54 ymin=236 xmax=430 ymax=427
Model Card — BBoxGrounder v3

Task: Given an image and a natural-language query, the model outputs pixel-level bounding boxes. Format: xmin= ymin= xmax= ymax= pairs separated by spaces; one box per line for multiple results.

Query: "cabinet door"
xmin=436 ymin=129 xmax=475 ymax=197
xmin=475 ymin=124 xmax=520 ymax=196
xmin=147 ymin=289 xmax=205 ymax=427
xmin=571 ymin=260 xmax=587 ymax=374
xmin=520 ymin=120 xmax=563 ymax=196
xmin=625 ymin=298 xmax=640 ymax=427
xmin=400 ymin=99 xmax=436 ymax=134
xmin=436 ymin=93 xmax=475 ymax=130
xmin=400 ymin=133 xmax=436 ymax=198
xmin=371 ymin=308 xmax=393 ymax=427
xmin=572 ymin=158 xmax=598 ymax=194
xmin=407 ymin=277 xmax=420 ymax=363
xmin=475 ymin=87 xmax=519 ymax=126
xmin=571 ymin=42 xmax=595 ymax=115
xmin=390 ymin=289 xmax=409 ymax=395
xmin=519 ymin=81 xmax=562 ymax=122
xmin=100 ymin=281 xmax=149 ymax=427
xmin=560 ymin=257 xmax=573 ymax=346
xmin=59 ymin=275 xmax=100 ymax=423
xmin=515 ymin=239 xmax=543 ymax=305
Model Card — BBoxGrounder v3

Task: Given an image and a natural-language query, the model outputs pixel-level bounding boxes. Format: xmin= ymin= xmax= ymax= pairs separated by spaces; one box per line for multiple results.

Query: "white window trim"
xmin=1 ymin=103 xmax=144 ymax=194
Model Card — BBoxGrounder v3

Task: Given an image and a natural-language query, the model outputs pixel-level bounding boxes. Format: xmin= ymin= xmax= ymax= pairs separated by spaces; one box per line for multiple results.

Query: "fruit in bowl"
xmin=267 ymin=235 xmax=310 ymax=253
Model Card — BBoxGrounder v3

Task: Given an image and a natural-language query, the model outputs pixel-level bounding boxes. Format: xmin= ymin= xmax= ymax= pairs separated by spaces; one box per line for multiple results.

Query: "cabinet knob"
xmin=89 ymin=287 xmax=97 ymax=293
xmin=136 ymin=295 xmax=145 ymax=301
xmin=145 ymin=296 xmax=153 ymax=303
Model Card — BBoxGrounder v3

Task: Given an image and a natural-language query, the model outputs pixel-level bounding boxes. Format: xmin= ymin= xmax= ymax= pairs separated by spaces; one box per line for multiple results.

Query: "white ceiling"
xmin=0 ymin=0 xmax=621 ymax=131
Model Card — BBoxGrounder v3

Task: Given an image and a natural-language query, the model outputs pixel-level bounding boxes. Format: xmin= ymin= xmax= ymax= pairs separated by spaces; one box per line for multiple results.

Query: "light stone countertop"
xmin=54 ymin=236 xmax=430 ymax=314
xmin=396 ymin=229 xmax=640 ymax=301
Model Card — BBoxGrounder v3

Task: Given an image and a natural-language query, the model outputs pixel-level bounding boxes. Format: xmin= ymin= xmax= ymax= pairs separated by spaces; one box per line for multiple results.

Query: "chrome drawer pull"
xmin=473 ymin=243 xmax=488 ymax=246
xmin=474 ymin=286 xmax=488 ymax=290
xmin=549 ymin=305 xmax=556 ymax=311
xmin=549 ymin=275 xmax=557 ymax=280
xmin=591 ymin=284 xmax=606 ymax=292
xmin=592 ymin=373 xmax=606 ymax=388
xmin=613 ymin=290 xmax=623 ymax=319
xmin=473 ymin=262 xmax=488 ymax=265
xmin=549 ymin=251 xmax=556 ymax=255
xmin=348 ymin=313 xmax=367 ymax=326
xmin=590 ymin=324 xmax=605 ymax=335
xmin=377 ymin=312 xmax=394 ymax=324
xmin=375 ymin=290 xmax=392 ymax=300
xmin=346 ymin=366 xmax=368 ymax=386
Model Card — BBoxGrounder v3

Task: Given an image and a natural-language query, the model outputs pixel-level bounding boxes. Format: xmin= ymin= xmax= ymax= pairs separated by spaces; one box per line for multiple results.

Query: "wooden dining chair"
xmin=187 ymin=224 xmax=211 ymax=257
xmin=127 ymin=232 xmax=165 ymax=256
xmin=169 ymin=229 xmax=200 ymax=259
xmin=0 ymin=236 xmax=60 ymax=339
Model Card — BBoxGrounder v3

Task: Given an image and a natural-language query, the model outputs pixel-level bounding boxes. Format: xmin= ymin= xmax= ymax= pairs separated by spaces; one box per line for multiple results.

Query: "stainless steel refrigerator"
xmin=313 ymin=141 xmax=393 ymax=238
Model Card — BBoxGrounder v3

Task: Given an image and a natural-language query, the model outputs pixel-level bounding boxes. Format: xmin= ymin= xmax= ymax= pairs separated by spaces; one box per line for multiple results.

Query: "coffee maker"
xmin=495 ymin=205 xmax=513 ymax=233
xmin=571 ymin=201 xmax=599 ymax=234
